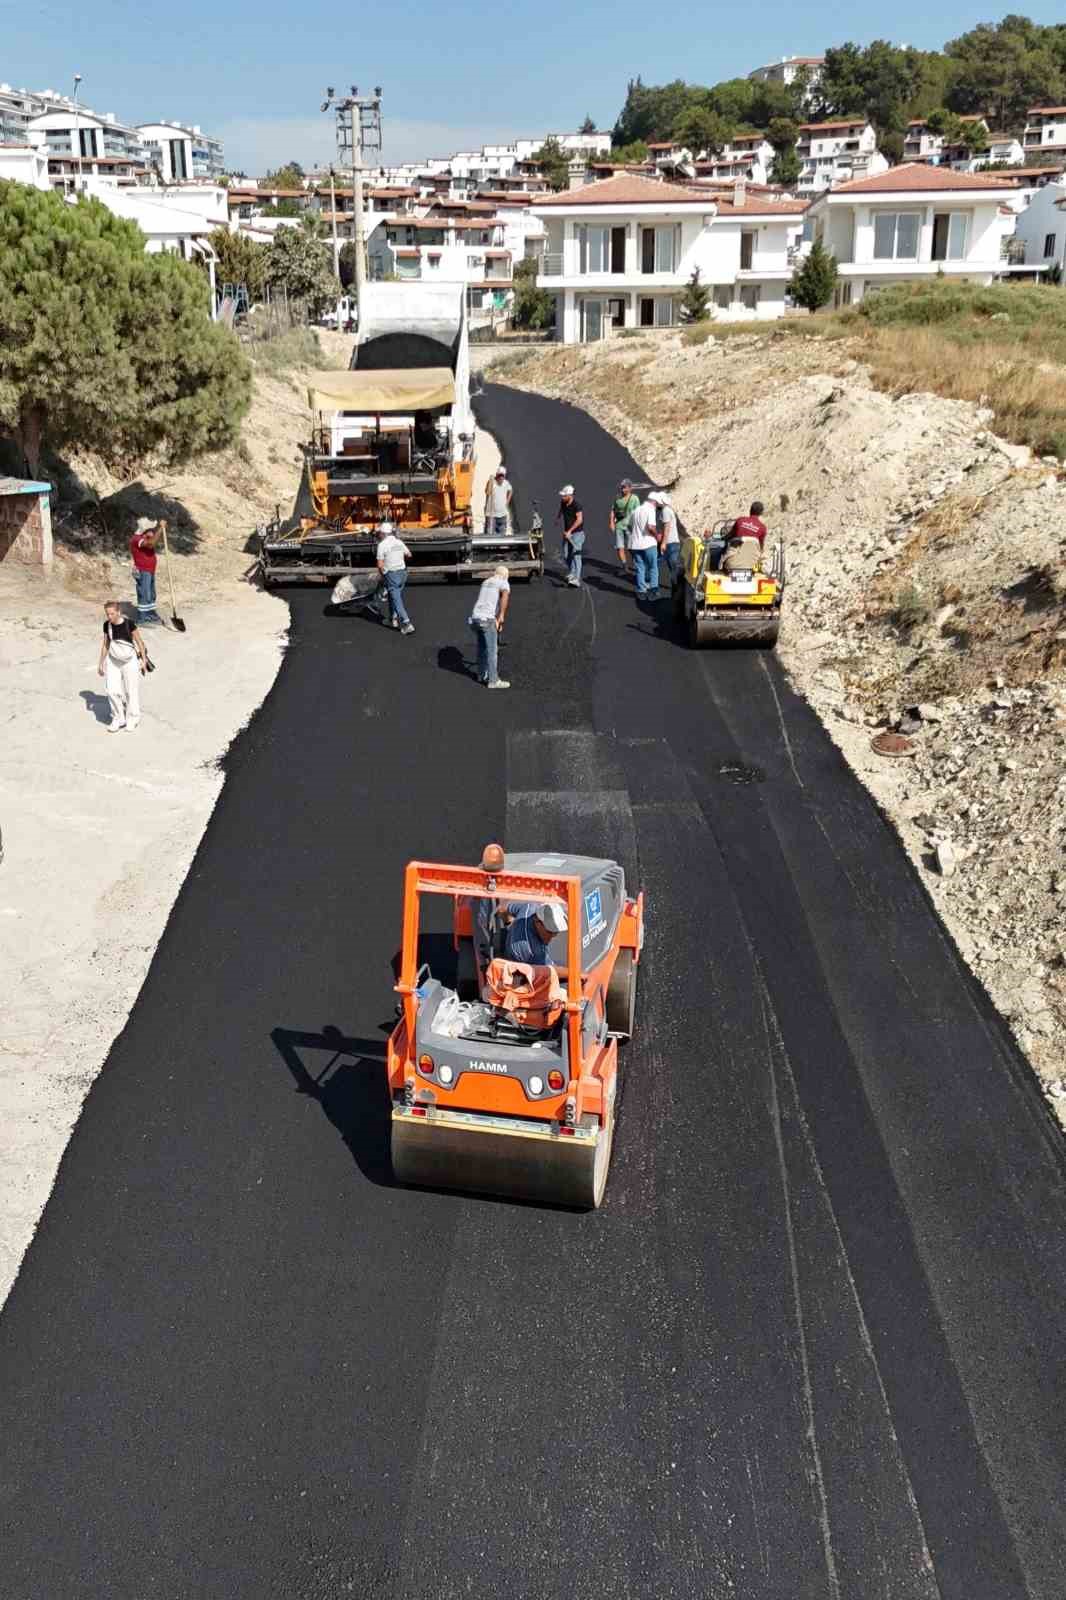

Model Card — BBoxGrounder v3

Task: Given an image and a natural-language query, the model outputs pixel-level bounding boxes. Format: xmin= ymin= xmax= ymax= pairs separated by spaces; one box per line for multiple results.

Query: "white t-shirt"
xmin=659 ymin=505 xmax=680 ymax=546
xmin=628 ymin=502 xmax=658 ymax=551
xmin=377 ymin=533 xmax=411 ymax=572
xmin=471 ymin=574 xmax=510 ymax=622
xmin=485 ymin=478 xmax=511 ymax=517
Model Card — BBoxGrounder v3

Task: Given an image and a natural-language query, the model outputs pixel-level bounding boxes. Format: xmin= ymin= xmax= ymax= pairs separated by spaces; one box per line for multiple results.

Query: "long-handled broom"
xmin=159 ymin=520 xmax=186 ymax=632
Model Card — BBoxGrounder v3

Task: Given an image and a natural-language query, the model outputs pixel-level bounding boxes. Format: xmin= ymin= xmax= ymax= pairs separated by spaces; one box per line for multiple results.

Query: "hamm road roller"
xmin=388 ymin=847 xmax=644 ymax=1209
xmin=672 ymin=520 xmax=785 ymax=647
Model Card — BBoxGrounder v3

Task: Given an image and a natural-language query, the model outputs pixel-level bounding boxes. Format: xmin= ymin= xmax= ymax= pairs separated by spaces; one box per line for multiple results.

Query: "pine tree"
xmin=790 ymin=240 xmax=838 ymax=314
xmin=0 ymin=181 xmax=250 ymax=476
xmin=680 ymin=267 xmax=711 ymax=323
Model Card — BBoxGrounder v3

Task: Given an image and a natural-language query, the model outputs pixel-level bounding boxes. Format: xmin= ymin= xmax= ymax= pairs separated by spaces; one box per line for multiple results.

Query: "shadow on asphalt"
xmin=271 ymin=1024 xmax=396 ymax=1188
xmin=79 ymin=690 xmax=113 ymax=725
xmin=437 ymin=644 xmax=478 ymax=682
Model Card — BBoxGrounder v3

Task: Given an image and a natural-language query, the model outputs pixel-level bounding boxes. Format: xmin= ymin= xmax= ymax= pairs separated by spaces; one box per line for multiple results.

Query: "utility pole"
xmin=72 ymin=72 xmax=83 ymax=193
xmin=328 ymin=165 xmax=342 ymax=323
xmin=321 ymin=85 xmax=382 ymax=330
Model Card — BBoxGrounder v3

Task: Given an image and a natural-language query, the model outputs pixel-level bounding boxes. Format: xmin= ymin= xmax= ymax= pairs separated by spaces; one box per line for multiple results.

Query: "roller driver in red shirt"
xmin=730 ymin=501 xmax=767 ymax=548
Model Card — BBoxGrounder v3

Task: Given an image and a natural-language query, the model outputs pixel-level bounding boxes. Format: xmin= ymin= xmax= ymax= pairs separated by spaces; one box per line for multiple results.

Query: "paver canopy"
xmin=305 ymin=367 xmax=455 ymax=413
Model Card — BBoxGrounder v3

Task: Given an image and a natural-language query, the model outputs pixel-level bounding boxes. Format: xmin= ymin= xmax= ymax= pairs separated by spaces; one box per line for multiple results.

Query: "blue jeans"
xmin=564 ymin=531 xmax=584 ymax=584
xmin=469 ymin=618 xmax=499 ymax=683
xmin=659 ymin=542 xmax=680 ymax=584
xmin=135 ymin=568 xmax=161 ymax=622
xmin=631 ymin=545 xmax=659 ymax=595
xmin=488 ymin=514 xmax=508 ymax=536
xmin=384 ymin=569 xmax=410 ymax=626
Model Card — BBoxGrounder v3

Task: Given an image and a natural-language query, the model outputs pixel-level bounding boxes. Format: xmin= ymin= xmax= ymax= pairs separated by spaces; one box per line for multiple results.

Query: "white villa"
xmin=531 ymin=173 xmax=807 ymax=341
xmin=1011 ymin=179 xmax=1066 ymax=274
xmin=805 ymin=163 xmax=1019 ymax=306
xmin=796 ymin=120 xmax=887 ymax=195
xmin=1023 ymin=106 xmax=1066 ymax=161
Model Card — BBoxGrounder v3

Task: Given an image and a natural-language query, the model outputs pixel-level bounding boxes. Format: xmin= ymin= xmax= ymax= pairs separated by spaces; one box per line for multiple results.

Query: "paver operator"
xmin=505 ymin=900 xmax=568 ymax=966
xmin=484 ymin=466 xmax=513 ymax=537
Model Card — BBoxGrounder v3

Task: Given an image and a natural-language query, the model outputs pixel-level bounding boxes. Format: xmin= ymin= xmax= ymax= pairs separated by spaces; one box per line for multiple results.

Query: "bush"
xmin=681 ymin=321 xmax=715 ymax=345
xmin=248 ymin=325 xmax=324 ymax=376
xmin=892 ymin=582 xmax=931 ymax=631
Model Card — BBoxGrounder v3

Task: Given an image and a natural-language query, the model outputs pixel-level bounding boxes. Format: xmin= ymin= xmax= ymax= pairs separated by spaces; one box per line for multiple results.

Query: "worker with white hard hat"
xmin=505 ymin=899 xmax=568 ymax=966
xmin=556 ymin=484 xmax=585 ymax=589
xmin=484 ymin=464 xmax=513 ymax=537
xmin=652 ymin=491 xmax=682 ymax=585
xmin=375 ymin=520 xmax=415 ymax=634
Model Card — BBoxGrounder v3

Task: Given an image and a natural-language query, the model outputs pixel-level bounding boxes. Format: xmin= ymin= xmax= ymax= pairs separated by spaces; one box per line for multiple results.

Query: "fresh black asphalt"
xmin=1 ymin=384 xmax=1065 ymax=1599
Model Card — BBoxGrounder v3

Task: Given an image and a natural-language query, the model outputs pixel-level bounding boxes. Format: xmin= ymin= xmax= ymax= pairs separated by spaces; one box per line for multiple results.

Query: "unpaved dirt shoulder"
xmin=499 ymin=336 xmax=1066 ymax=1123
xmin=0 ymin=566 xmax=287 ymax=1307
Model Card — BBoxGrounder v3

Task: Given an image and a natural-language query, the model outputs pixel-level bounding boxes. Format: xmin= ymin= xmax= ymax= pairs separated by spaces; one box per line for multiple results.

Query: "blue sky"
xmin=4 ymin=0 xmax=1065 ymax=173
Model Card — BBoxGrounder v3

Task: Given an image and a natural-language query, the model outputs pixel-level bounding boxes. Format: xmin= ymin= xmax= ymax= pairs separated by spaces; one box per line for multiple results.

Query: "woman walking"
xmin=97 ymin=601 xmax=148 ymax=731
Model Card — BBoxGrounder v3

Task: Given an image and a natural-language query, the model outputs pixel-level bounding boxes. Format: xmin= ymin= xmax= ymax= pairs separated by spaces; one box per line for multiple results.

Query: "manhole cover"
xmin=717 ymin=760 xmax=766 ymax=785
xmin=870 ymin=731 xmax=917 ymax=758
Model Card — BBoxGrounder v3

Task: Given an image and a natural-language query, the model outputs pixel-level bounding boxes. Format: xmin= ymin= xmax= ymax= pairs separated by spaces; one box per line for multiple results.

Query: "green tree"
xmin=264 ymin=161 xmax=305 ymax=190
xmin=207 ymin=226 xmax=269 ymax=299
xmin=945 ymin=16 xmax=1065 ymax=130
xmin=790 ymin=239 xmax=838 ymax=313
xmin=512 ymin=257 xmax=554 ymax=330
xmin=613 ymin=78 xmax=706 ymax=146
xmin=338 ymin=239 xmax=360 ymax=290
xmin=264 ymin=226 xmax=336 ymax=312
xmin=767 ymin=117 xmax=801 ymax=185
xmin=0 ymin=182 xmax=249 ymax=476
xmin=272 ymin=197 xmax=304 ymax=217
xmin=579 ymin=114 xmax=597 ymax=135
xmin=679 ymin=267 xmax=711 ymax=323
xmin=609 ymin=140 xmax=650 ymax=164
xmin=532 ymin=136 xmax=570 ymax=191
xmin=672 ymin=104 xmax=734 ymax=156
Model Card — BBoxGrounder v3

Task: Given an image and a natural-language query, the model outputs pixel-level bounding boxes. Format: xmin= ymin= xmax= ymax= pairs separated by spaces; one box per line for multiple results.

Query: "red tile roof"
xmin=716 ymin=197 xmax=808 ymax=215
xmin=828 ymin=161 xmax=1015 ymax=195
xmin=532 ymin=173 xmax=713 ymax=207
xmin=1028 ymin=106 xmax=1066 ymax=115
xmin=799 ymin=120 xmax=867 ymax=132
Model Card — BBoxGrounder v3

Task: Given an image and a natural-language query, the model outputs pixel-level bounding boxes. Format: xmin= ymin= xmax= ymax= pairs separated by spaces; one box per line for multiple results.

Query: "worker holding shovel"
xmin=130 ymin=519 xmax=164 ymax=627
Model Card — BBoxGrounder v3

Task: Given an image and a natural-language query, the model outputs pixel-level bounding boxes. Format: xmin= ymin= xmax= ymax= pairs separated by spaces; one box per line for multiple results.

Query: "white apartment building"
xmin=1023 ymin=106 xmax=1066 ymax=159
xmin=1011 ymin=179 xmax=1066 ymax=273
xmin=532 ymin=173 xmax=807 ymax=341
xmin=28 ymin=107 xmax=144 ymax=164
xmin=137 ymin=121 xmax=225 ymax=182
xmin=806 ymin=163 xmax=1018 ymax=306
xmin=949 ymin=133 xmax=1025 ymax=172
xmin=699 ymin=134 xmax=775 ymax=185
xmin=796 ymin=121 xmax=887 ymax=194
xmin=748 ymin=56 xmax=823 ymax=90
xmin=0 ymin=83 xmax=37 ymax=143
xmin=384 ymin=211 xmax=514 ymax=313
xmin=0 ymin=141 xmax=51 ymax=189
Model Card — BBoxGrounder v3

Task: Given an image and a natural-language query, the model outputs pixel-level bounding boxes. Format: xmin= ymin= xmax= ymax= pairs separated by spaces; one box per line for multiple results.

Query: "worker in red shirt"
xmin=130 ymin=518 xmax=163 ymax=626
xmin=731 ymin=501 xmax=767 ymax=547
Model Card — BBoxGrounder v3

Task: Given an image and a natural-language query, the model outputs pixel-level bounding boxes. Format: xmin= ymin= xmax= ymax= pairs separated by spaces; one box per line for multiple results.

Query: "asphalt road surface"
xmin=2 ymin=386 xmax=1065 ymax=1600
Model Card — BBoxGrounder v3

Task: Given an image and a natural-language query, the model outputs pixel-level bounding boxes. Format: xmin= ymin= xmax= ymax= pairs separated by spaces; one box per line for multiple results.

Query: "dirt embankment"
xmin=490 ymin=332 xmax=1066 ymax=1114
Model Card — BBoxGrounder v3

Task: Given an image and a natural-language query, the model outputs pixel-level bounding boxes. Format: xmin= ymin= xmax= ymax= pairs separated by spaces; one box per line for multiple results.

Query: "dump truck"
xmin=672 ymin=520 xmax=785 ymax=647
xmin=258 ymin=282 xmax=543 ymax=583
xmin=388 ymin=846 xmax=644 ymax=1209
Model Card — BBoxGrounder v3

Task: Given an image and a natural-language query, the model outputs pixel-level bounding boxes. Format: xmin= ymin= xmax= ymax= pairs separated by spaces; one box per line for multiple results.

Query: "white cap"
xmin=559 ymin=484 xmax=574 ymax=495
xmin=378 ymin=520 xmax=395 ymax=534
xmin=495 ymin=465 xmax=506 ymax=476
xmin=493 ymin=563 xmax=509 ymax=579
xmin=647 ymin=491 xmax=664 ymax=505
xmin=538 ymin=901 xmax=568 ymax=934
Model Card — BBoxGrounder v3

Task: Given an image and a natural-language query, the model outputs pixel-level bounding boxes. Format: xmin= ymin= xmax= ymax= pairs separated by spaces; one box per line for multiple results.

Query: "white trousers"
xmin=105 ymin=653 xmax=141 ymax=725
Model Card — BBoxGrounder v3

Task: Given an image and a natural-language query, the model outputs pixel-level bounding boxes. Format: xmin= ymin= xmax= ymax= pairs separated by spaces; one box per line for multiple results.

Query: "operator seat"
xmin=721 ymin=535 xmax=762 ymax=574
xmin=484 ymin=959 xmax=564 ymax=1030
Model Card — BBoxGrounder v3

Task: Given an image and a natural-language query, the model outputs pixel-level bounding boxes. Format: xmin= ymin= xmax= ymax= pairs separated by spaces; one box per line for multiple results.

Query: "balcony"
xmin=541 ymin=252 xmax=564 ymax=275
xmin=1001 ymin=237 xmax=1026 ymax=264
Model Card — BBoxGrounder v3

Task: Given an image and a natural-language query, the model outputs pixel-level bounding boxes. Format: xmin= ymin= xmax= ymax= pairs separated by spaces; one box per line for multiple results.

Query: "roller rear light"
xmin=547 ymin=1070 xmax=565 ymax=1092
xmin=417 ymin=1054 xmax=435 ymax=1076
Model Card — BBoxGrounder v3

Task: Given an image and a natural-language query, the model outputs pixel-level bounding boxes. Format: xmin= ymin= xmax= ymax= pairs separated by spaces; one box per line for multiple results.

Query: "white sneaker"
xmin=487 ymin=679 xmax=510 ymax=689
xmin=107 ymin=719 xmax=126 ymax=732
xmin=566 ymin=577 xmax=580 ymax=587
xmin=125 ymin=718 xmax=140 ymax=730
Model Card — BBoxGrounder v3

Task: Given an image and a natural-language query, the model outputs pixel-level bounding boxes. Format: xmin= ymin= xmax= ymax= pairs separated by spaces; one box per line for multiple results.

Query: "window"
xmin=654 ymin=297 xmax=675 ymax=327
xmin=714 ymin=284 xmax=732 ymax=309
xmin=467 ymin=254 xmax=484 ymax=267
xmin=873 ymin=210 xmax=921 ymax=260
xmin=740 ymin=231 xmax=755 ymax=270
xmin=833 ymin=282 xmax=853 ymax=308
xmin=641 ymin=225 xmax=680 ymax=274
xmin=578 ymin=224 xmax=609 ymax=273
xmin=608 ymin=297 xmax=625 ymax=328
xmin=427 ymin=253 xmax=441 ymax=268
xmin=1045 ymin=232 xmax=1057 ymax=258
xmin=931 ymin=212 xmax=970 ymax=261
xmin=739 ymin=285 xmax=760 ymax=311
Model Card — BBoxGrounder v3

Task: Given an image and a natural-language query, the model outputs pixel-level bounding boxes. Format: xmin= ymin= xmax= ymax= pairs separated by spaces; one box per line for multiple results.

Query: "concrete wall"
xmin=0 ymin=490 xmax=52 ymax=566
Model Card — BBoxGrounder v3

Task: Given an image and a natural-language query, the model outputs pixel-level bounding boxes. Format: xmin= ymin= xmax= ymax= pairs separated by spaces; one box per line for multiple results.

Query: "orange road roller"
xmin=387 ymin=845 xmax=644 ymax=1208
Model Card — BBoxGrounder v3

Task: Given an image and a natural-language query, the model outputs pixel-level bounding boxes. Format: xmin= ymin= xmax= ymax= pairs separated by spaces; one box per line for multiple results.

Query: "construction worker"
xmin=655 ymin=492 xmax=682 ymax=585
xmin=505 ymin=901 xmax=567 ymax=966
xmin=484 ymin=466 xmax=513 ymax=537
xmin=610 ymin=478 xmax=640 ymax=568
xmin=375 ymin=521 xmax=415 ymax=635
xmin=468 ymin=563 xmax=510 ymax=688
xmin=129 ymin=518 xmax=164 ymax=626
xmin=731 ymin=500 xmax=768 ymax=547
xmin=556 ymin=484 xmax=585 ymax=588
xmin=627 ymin=491 xmax=660 ymax=599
